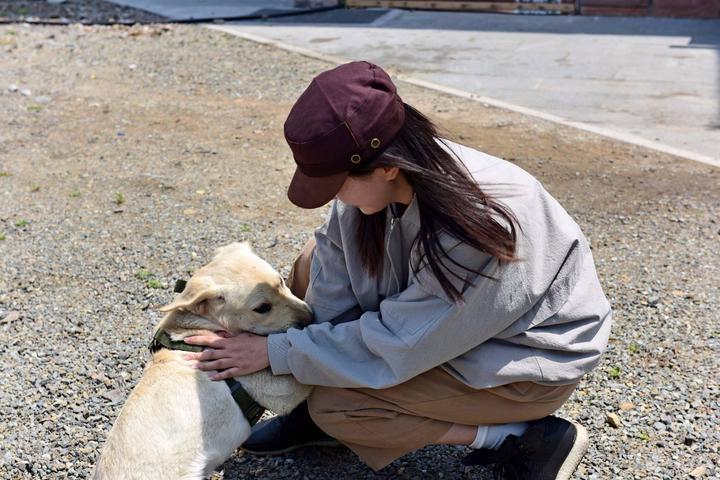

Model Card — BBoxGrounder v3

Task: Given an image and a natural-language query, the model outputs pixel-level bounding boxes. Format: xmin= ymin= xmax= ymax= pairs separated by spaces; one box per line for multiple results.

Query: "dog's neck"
xmin=153 ymin=310 xmax=312 ymax=416
xmin=236 ymin=370 xmax=312 ymax=416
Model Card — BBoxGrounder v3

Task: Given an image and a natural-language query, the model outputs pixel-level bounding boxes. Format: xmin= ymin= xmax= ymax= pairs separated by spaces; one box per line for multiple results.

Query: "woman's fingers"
xmin=183 ymin=348 xmax=224 ymax=362
xmin=184 ymin=335 xmax=227 ymax=348
xmin=194 ymin=358 xmax=234 ymax=371
xmin=180 ymin=334 xmax=267 ymax=379
xmin=209 ymin=367 xmax=242 ymax=381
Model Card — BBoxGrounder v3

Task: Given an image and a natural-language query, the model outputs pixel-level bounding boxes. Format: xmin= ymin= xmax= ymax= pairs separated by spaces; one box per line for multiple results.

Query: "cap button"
xmin=351 ymin=154 xmax=362 ymax=164
xmin=370 ymin=138 xmax=381 ymax=149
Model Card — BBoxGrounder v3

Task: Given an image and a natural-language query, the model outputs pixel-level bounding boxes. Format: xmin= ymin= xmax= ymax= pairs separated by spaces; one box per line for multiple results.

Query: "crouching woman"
xmin=185 ymin=61 xmax=612 ymax=480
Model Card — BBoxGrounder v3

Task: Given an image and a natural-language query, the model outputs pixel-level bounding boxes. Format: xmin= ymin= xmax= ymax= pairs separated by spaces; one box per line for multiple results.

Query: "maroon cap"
xmin=284 ymin=61 xmax=405 ymax=209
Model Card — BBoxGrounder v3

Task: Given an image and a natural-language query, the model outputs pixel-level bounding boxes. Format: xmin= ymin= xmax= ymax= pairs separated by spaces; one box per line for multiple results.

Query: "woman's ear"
xmin=382 ymin=166 xmax=400 ymax=181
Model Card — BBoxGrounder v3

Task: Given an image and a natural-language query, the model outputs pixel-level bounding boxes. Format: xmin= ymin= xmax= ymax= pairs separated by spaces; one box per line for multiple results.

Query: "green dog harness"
xmin=148 ymin=329 xmax=266 ymax=426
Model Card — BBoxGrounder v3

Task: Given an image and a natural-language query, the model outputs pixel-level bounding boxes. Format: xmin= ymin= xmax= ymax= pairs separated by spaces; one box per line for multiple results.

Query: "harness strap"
xmin=224 ymin=379 xmax=265 ymax=426
xmin=148 ymin=329 xmax=266 ymax=426
xmin=149 ymin=329 xmax=203 ymax=353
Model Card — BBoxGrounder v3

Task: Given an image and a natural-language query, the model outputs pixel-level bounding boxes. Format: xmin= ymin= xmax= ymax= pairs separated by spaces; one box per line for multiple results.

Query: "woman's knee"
xmin=308 ymin=386 xmax=342 ymax=423
xmin=308 ymin=386 xmax=366 ymax=432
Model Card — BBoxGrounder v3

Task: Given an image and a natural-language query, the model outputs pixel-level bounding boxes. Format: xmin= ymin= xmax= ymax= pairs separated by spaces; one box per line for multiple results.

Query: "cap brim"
xmin=287 ymin=168 xmax=349 ymax=209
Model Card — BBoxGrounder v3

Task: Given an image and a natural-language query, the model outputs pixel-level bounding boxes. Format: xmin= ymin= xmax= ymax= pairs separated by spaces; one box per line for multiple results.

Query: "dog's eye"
xmin=253 ymin=303 xmax=272 ymax=314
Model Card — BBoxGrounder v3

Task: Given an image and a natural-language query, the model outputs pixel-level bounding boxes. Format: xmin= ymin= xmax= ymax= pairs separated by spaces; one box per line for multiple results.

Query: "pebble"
xmin=1 ymin=311 xmax=21 ymax=324
xmin=101 ymin=389 xmax=125 ymax=405
xmin=606 ymin=413 xmax=622 ymax=428
xmin=690 ymin=465 xmax=707 ymax=477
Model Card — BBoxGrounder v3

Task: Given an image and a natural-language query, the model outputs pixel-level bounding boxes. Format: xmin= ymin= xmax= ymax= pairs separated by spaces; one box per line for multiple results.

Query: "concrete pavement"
xmin=106 ymin=2 xmax=720 ymax=165
xmin=220 ymin=9 xmax=720 ymax=166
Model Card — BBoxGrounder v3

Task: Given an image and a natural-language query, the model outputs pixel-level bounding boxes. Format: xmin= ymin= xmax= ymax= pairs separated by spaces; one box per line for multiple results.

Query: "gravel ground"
xmin=0 ymin=0 xmax=165 ymax=24
xmin=0 ymin=21 xmax=718 ymax=480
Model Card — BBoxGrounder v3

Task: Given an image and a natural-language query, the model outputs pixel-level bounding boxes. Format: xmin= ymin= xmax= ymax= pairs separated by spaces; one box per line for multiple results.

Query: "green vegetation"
xmin=608 ymin=365 xmax=621 ymax=379
xmin=135 ymin=270 xmax=164 ymax=289
xmin=135 ymin=270 xmax=154 ymax=280
xmin=26 ymin=104 xmax=42 ymax=113
xmin=0 ymin=233 xmax=6 ymax=241
xmin=15 ymin=219 xmax=28 ymax=228
xmin=69 ymin=191 xmax=81 ymax=198
xmin=0 ymin=172 xmax=11 ymax=177
xmin=628 ymin=343 xmax=640 ymax=354
xmin=114 ymin=192 xmax=125 ymax=205
xmin=239 ymin=223 xmax=251 ymax=232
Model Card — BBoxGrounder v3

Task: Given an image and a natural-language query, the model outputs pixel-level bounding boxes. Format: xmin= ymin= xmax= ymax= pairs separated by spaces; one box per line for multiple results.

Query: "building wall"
xmin=341 ymin=0 xmax=720 ymax=18
xmin=579 ymin=0 xmax=720 ymax=17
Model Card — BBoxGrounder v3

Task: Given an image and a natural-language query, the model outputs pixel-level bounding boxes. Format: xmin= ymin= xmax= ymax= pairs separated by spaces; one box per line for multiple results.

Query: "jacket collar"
xmin=386 ymin=192 xmax=420 ymax=227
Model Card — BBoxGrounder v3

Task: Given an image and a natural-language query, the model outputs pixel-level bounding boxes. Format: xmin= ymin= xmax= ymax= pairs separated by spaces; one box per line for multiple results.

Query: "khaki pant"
xmin=288 ymin=238 xmax=577 ymax=471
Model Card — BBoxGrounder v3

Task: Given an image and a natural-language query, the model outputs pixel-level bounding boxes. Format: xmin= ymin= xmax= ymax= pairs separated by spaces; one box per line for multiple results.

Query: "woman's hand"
xmin=183 ymin=331 xmax=270 ymax=381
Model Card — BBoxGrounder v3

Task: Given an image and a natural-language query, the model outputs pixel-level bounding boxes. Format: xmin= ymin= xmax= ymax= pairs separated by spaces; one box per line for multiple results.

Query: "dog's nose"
xmin=295 ymin=307 xmax=313 ymax=328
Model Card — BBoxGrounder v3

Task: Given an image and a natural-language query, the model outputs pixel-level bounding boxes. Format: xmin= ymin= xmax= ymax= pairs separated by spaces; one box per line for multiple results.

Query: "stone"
xmin=689 ymin=466 xmax=707 ymax=478
xmin=1 ymin=311 xmax=20 ymax=324
xmin=606 ymin=412 xmax=622 ymax=428
xmin=102 ymin=389 xmax=125 ymax=404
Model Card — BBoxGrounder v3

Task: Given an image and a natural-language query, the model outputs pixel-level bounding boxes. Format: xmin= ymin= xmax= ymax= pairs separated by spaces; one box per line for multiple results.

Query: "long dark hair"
xmin=351 ymin=102 xmax=519 ymax=302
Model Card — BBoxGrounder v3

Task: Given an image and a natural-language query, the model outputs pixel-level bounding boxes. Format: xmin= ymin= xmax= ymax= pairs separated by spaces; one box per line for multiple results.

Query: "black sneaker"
xmin=462 ymin=416 xmax=589 ymax=480
xmin=241 ymin=401 xmax=342 ymax=455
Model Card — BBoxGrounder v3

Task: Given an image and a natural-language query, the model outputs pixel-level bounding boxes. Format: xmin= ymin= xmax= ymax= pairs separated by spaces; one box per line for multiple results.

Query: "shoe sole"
xmin=241 ymin=439 xmax=342 ymax=456
xmin=556 ymin=422 xmax=589 ymax=480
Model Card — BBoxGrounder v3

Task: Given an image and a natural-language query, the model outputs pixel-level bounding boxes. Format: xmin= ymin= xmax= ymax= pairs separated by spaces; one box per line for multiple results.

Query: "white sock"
xmin=469 ymin=422 xmax=529 ymax=450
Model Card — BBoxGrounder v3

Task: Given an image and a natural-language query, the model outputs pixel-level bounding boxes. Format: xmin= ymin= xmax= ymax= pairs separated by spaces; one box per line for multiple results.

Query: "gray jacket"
xmin=268 ymin=139 xmax=612 ymax=389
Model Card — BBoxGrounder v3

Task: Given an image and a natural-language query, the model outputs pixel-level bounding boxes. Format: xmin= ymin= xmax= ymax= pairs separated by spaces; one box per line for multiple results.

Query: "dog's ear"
xmin=159 ymin=280 xmax=222 ymax=313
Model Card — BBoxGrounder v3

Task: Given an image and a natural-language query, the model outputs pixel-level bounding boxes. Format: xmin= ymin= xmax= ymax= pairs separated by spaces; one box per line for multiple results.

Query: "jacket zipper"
xmin=386 ymin=214 xmax=401 ymax=293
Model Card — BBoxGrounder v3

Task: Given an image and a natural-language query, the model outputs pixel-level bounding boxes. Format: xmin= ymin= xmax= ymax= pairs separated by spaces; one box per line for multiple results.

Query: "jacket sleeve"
xmin=268 ymin=182 xmax=590 ymax=389
xmin=267 ymin=236 xmax=546 ymax=389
